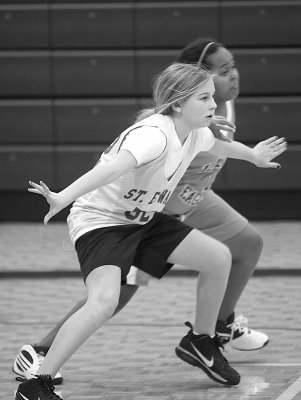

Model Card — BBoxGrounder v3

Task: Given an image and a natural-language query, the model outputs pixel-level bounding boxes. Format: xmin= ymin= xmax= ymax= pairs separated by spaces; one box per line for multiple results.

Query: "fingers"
xmin=261 ymin=136 xmax=279 ymax=144
xmin=270 ymin=138 xmax=287 ymax=157
xmin=272 ymin=146 xmax=287 ymax=158
xmin=28 ymin=188 xmax=43 ymax=195
xmin=271 ymin=137 xmax=287 ymax=147
xmin=44 ymin=213 xmax=51 ymax=225
xmin=44 ymin=210 xmax=55 ymax=225
xmin=40 ymin=181 xmax=50 ymax=195
xmin=262 ymin=136 xmax=287 ymax=146
xmin=28 ymin=181 xmax=44 ymax=196
xmin=215 ymin=124 xmax=236 ymax=133
xmin=28 ymin=180 xmax=50 ymax=197
xmin=266 ymin=162 xmax=281 ymax=169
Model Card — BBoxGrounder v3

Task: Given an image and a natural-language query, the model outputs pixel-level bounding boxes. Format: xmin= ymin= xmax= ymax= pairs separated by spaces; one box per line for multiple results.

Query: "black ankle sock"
xmin=33 ymin=345 xmax=49 ymax=356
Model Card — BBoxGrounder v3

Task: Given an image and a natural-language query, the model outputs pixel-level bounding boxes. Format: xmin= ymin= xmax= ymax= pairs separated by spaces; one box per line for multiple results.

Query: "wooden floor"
xmin=0 ymin=222 xmax=301 ymax=399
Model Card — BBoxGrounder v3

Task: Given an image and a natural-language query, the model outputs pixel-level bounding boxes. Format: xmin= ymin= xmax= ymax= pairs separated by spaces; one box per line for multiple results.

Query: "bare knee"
xmin=199 ymin=242 xmax=232 ymax=279
xmin=231 ymin=225 xmax=263 ymax=262
xmin=86 ymin=290 xmax=119 ymax=322
xmin=248 ymin=227 xmax=264 ymax=255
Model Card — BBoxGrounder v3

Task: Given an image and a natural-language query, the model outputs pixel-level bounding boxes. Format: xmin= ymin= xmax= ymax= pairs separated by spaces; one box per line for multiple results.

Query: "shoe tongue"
xmin=37 ymin=374 xmax=53 ymax=385
xmin=193 ymin=333 xmax=211 ymax=341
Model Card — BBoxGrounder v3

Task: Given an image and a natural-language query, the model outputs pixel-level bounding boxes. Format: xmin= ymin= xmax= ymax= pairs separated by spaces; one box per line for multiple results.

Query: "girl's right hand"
xmin=28 ymin=181 xmax=67 ymax=225
xmin=210 ymin=115 xmax=236 ymax=142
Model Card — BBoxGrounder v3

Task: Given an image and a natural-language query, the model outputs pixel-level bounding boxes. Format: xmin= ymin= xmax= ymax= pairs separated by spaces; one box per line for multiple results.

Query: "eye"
xmin=219 ymin=69 xmax=228 ymax=76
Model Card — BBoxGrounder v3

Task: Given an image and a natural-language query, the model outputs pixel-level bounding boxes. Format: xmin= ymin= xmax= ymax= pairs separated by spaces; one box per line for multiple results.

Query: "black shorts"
xmin=75 ymin=212 xmax=193 ymax=283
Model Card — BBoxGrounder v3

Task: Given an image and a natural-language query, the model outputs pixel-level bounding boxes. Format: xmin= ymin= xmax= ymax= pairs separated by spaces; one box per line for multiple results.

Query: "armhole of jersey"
xmin=118 ymin=125 xmax=168 ymax=167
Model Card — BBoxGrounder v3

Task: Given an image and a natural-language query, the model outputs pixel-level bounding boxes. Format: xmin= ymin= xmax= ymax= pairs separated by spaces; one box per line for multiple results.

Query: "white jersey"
xmin=67 ymin=114 xmax=215 ymax=243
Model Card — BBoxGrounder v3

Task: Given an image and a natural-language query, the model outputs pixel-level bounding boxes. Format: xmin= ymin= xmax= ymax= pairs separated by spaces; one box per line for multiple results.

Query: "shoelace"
xmin=229 ymin=315 xmax=250 ymax=339
xmin=37 ymin=376 xmax=62 ymax=399
xmin=214 ymin=335 xmax=229 ymax=359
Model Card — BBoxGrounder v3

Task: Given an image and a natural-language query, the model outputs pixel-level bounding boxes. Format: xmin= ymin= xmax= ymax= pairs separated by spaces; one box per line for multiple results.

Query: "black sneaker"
xmin=15 ymin=375 xmax=62 ymax=400
xmin=175 ymin=322 xmax=240 ymax=386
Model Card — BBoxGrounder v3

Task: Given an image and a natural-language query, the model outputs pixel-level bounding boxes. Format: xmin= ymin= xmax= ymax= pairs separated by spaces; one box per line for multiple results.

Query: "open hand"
xmin=210 ymin=115 xmax=236 ymax=142
xmin=253 ymin=136 xmax=287 ymax=168
xmin=28 ymin=181 xmax=66 ymax=224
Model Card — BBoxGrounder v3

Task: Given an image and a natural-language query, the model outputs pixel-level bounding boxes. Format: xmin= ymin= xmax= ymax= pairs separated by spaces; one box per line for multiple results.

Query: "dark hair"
xmin=177 ymin=38 xmax=224 ymax=70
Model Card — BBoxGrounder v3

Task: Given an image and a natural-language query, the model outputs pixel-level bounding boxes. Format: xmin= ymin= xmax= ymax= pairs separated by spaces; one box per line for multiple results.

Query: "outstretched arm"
xmin=209 ymin=136 xmax=287 ymax=168
xmin=28 ymin=150 xmax=137 ymax=224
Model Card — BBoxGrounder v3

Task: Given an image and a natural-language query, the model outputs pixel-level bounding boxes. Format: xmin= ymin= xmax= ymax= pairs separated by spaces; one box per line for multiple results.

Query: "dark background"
xmin=0 ymin=0 xmax=300 ymax=221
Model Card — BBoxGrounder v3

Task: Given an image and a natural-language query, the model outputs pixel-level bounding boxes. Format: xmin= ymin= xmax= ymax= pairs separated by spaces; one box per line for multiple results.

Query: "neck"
xmin=215 ymin=102 xmax=227 ymax=118
xmin=171 ymin=115 xmax=192 ymax=145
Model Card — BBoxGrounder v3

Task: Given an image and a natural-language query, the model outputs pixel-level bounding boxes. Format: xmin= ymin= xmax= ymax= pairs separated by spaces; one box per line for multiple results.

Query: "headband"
xmin=197 ymin=42 xmax=215 ymax=66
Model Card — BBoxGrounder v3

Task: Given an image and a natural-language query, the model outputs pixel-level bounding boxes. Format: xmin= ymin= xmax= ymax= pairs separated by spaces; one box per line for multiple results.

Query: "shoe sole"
xmin=175 ymin=346 xmax=240 ymax=386
xmin=12 ymin=369 xmax=63 ymax=386
xmin=230 ymin=338 xmax=269 ymax=351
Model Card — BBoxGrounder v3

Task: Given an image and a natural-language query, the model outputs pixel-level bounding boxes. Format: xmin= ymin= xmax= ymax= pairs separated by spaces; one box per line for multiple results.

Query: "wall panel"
xmin=50 ymin=4 xmax=133 ymax=49
xmin=54 ymin=146 xmax=105 ymax=188
xmin=223 ymin=147 xmax=299 ymax=190
xmin=52 ymin=51 xmax=135 ymax=96
xmin=221 ymin=1 xmax=301 ymax=46
xmin=235 ymin=97 xmax=301 ymax=143
xmin=135 ymin=2 xmax=218 ymax=48
xmin=0 ymin=51 xmax=50 ymax=97
xmin=0 ymin=4 xmax=49 ymax=49
xmin=0 ymin=100 xmax=52 ymax=144
xmin=0 ymin=146 xmax=53 ymax=190
xmin=54 ymin=99 xmax=136 ymax=144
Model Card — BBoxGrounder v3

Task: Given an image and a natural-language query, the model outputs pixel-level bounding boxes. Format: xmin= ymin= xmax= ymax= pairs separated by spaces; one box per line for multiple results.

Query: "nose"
xmin=230 ymin=68 xmax=239 ymax=81
xmin=210 ymin=96 xmax=217 ymax=111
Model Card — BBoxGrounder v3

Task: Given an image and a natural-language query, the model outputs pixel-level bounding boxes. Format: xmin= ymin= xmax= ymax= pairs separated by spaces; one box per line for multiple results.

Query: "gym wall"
xmin=0 ymin=0 xmax=300 ymax=220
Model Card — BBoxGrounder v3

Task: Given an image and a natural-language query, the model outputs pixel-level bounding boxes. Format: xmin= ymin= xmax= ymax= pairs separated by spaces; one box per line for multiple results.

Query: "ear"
xmin=171 ymin=102 xmax=182 ymax=113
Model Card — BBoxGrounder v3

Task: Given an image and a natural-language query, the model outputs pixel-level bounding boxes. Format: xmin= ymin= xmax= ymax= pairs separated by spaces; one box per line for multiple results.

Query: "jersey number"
xmin=125 ymin=207 xmax=151 ymax=222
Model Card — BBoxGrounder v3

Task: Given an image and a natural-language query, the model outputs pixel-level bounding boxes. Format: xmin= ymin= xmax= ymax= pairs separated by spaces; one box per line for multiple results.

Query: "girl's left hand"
xmin=210 ymin=115 xmax=236 ymax=142
xmin=252 ymin=136 xmax=287 ymax=168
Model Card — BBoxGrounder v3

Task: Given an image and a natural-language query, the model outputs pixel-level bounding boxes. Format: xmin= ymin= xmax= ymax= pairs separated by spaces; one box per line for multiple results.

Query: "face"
xmin=177 ymin=78 xmax=217 ymax=130
xmin=207 ymin=47 xmax=240 ymax=104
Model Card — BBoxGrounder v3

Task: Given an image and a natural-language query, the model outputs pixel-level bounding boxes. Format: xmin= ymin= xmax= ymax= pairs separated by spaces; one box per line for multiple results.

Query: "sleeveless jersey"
xmin=164 ymin=101 xmax=235 ymax=215
xmin=67 ymin=114 xmax=215 ymax=243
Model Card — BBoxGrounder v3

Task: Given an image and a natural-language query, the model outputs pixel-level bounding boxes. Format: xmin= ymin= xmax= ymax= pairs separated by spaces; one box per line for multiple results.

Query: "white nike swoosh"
xmin=18 ymin=393 xmax=30 ymax=400
xmin=18 ymin=393 xmax=40 ymax=400
xmin=191 ymin=343 xmax=214 ymax=367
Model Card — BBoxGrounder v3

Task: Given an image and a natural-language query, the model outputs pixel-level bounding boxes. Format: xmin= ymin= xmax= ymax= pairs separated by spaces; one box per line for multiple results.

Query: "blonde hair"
xmin=136 ymin=63 xmax=211 ymax=122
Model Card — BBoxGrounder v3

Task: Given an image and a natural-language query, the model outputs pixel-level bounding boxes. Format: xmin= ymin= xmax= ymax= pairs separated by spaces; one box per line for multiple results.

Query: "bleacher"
xmin=0 ymin=0 xmax=300 ymax=220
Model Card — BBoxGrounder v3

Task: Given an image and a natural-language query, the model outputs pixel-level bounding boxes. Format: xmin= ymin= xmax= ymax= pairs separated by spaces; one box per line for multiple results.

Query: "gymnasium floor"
xmin=0 ymin=221 xmax=300 ymax=399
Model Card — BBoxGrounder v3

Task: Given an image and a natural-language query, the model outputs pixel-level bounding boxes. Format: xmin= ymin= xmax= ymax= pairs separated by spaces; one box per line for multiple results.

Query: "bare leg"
xmin=37 ymin=266 xmax=121 ymax=377
xmin=218 ymin=224 xmax=263 ymax=321
xmin=168 ymin=229 xmax=231 ymax=336
xmin=36 ymin=284 xmax=139 ymax=349
xmin=36 ymin=228 xmax=231 ymax=377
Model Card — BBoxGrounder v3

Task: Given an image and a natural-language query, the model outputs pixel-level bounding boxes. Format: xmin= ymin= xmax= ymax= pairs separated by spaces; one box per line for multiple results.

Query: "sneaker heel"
xmin=175 ymin=346 xmax=198 ymax=367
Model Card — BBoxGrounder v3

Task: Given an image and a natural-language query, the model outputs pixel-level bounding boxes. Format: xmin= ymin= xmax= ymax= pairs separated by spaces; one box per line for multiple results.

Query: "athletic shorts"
xmin=74 ymin=212 xmax=193 ymax=283
xmin=179 ymin=189 xmax=248 ymax=242
xmin=125 ymin=190 xmax=248 ymax=287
